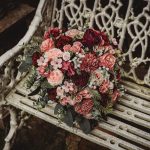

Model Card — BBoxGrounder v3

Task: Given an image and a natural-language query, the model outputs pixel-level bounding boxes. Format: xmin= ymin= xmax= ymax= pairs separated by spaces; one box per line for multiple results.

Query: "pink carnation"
xmin=99 ymin=80 xmax=110 ymax=93
xmin=40 ymin=38 xmax=54 ymax=52
xmin=112 ymin=90 xmax=120 ymax=102
xmin=47 ymin=69 xmax=64 ymax=86
xmin=74 ymin=99 xmax=94 ymax=116
xmin=44 ymin=48 xmax=63 ymax=61
xmin=99 ymin=53 xmax=116 ymax=70
xmin=79 ymin=89 xmax=92 ymax=99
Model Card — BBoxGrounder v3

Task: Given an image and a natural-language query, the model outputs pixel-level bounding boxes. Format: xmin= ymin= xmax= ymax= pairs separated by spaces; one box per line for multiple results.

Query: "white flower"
xmin=50 ymin=58 xmax=62 ymax=70
xmin=56 ymin=86 xmax=65 ymax=98
xmin=109 ymin=82 xmax=114 ymax=89
xmin=37 ymin=56 xmax=48 ymax=66
xmin=63 ymin=52 xmax=71 ymax=61
xmin=112 ymin=38 xmax=118 ymax=45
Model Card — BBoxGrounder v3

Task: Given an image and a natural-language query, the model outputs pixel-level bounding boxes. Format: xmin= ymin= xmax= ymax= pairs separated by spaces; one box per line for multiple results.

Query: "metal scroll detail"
xmin=51 ymin=0 xmax=150 ymax=87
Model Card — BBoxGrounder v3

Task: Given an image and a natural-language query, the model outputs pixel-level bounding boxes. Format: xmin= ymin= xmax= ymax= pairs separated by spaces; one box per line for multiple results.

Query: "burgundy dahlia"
xmin=32 ymin=52 xmax=41 ymax=67
xmin=80 ymin=53 xmax=99 ymax=72
xmin=56 ymin=35 xmax=72 ymax=49
xmin=82 ymin=29 xmax=101 ymax=48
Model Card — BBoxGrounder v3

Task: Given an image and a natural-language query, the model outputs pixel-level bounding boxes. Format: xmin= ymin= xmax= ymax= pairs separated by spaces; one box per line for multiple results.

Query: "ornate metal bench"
xmin=0 ymin=0 xmax=150 ymax=149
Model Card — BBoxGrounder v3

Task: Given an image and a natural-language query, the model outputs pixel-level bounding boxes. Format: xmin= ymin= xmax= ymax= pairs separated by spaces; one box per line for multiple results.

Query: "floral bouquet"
xmin=19 ymin=27 xmax=124 ymax=134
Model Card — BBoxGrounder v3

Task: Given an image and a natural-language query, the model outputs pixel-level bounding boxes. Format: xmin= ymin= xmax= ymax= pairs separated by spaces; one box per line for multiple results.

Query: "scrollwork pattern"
xmin=52 ymin=0 xmax=150 ymax=86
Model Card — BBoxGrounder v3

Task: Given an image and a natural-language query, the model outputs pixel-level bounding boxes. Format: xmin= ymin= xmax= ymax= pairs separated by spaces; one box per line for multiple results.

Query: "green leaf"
xmin=41 ymin=80 xmax=53 ymax=89
xmin=78 ymin=118 xmax=91 ymax=134
xmin=90 ymin=89 xmax=101 ymax=101
xmin=63 ymin=110 xmax=74 ymax=127
xmin=28 ymin=86 xmax=41 ymax=96
xmin=19 ymin=61 xmax=31 ymax=73
xmin=54 ymin=104 xmax=64 ymax=115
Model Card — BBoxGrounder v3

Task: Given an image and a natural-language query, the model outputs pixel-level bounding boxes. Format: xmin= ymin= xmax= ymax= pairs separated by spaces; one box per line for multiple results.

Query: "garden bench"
xmin=0 ymin=0 xmax=150 ymax=149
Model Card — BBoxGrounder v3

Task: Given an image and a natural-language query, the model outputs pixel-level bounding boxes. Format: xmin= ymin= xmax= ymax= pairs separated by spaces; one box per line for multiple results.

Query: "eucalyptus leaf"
xmin=28 ymin=86 xmax=41 ymax=96
xmin=54 ymin=104 xmax=64 ymax=115
xmin=63 ymin=110 xmax=74 ymax=127
xmin=19 ymin=61 xmax=31 ymax=73
xmin=41 ymin=81 xmax=53 ymax=89
xmin=90 ymin=89 xmax=101 ymax=101
xmin=78 ymin=118 xmax=91 ymax=134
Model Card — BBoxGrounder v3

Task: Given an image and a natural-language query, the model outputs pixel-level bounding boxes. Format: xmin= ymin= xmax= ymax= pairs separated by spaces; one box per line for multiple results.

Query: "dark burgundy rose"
xmin=44 ymin=28 xmax=61 ymax=39
xmin=56 ymin=35 xmax=72 ymax=49
xmin=100 ymin=32 xmax=109 ymax=46
xmin=80 ymin=53 xmax=99 ymax=72
xmin=32 ymin=52 xmax=41 ymax=67
xmin=47 ymin=88 xmax=57 ymax=101
xmin=72 ymin=72 xmax=90 ymax=87
xmin=82 ymin=29 xmax=101 ymax=48
xmin=100 ymin=94 xmax=109 ymax=107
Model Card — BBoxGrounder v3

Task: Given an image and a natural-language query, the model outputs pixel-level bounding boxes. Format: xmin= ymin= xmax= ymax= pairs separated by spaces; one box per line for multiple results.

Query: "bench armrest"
xmin=0 ymin=0 xmax=47 ymax=106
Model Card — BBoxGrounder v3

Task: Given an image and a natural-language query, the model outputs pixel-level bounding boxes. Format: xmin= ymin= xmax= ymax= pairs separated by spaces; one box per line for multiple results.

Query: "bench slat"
xmin=6 ymin=74 xmax=149 ymax=149
xmin=6 ymin=93 xmax=146 ymax=150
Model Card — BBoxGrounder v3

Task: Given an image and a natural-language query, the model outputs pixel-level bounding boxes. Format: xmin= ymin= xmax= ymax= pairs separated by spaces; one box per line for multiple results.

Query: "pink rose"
xmin=63 ymin=44 xmax=71 ymax=51
xmin=40 ymin=38 xmax=54 ymax=52
xmin=112 ymin=90 xmax=120 ymax=102
xmin=65 ymin=29 xmax=80 ymax=38
xmin=99 ymin=53 xmax=116 ymax=70
xmin=44 ymin=48 xmax=63 ymax=61
xmin=99 ymin=80 xmax=110 ymax=93
xmin=47 ymin=69 xmax=64 ymax=86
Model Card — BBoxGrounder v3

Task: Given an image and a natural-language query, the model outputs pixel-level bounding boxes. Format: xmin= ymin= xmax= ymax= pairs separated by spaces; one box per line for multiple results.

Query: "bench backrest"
xmin=50 ymin=0 xmax=150 ymax=87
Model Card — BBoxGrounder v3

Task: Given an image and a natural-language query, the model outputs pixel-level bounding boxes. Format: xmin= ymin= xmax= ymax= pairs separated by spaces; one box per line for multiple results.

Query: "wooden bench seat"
xmin=5 ymin=73 xmax=150 ymax=150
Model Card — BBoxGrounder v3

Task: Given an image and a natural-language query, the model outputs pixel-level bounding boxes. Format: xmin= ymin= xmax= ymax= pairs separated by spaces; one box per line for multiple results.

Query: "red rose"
xmin=44 ymin=28 xmax=61 ymax=39
xmin=80 ymin=53 xmax=99 ymax=72
xmin=72 ymin=72 xmax=89 ymax=87
xmin=56 ymin=35 xmax=72 ymax=49
xmin=47 ymin=88 xmax=57 ymax=101
xmin=32 ymin=52 xmax=41 ymax=67
xmin=99 ymin=53 xmax=116 ymax=70
xmin=74 ymin=98 xmax=94 ymax=116
xmin=62 ymin=61 xmax=75 ymax=76
xmin=82 ymin=29 xmax=101 ymax=48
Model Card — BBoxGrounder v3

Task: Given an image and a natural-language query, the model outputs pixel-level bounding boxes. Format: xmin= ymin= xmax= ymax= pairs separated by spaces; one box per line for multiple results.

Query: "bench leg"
xmin=3 ymin=107 xmax=18 ymax=150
